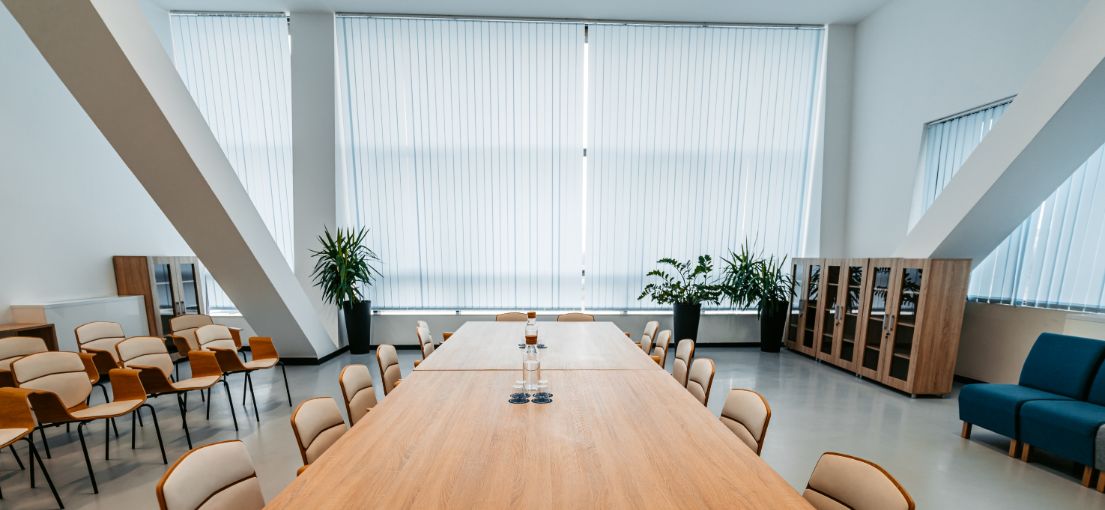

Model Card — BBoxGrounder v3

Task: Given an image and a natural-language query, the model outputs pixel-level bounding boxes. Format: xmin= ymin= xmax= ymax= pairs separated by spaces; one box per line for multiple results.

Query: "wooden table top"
xmin=266 ymin=369 xmax=809 ymax=509
xmin=414 ymin=321 xmax=657 ymax=371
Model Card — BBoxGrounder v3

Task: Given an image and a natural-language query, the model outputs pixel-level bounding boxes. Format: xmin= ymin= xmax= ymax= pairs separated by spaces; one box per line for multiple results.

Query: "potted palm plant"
xmin=638 ymin=256 xmax=722 ymax=342
xmin=309 ymin=226 xmax=382 ymax=354
xmin=720 ymin=242 xmax=794 ymax=352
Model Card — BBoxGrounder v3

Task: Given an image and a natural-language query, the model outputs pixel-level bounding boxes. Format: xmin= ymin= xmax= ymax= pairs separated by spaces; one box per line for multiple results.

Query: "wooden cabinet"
xmin=113 ymin=256 xmax=210 ymax=337
xmin=783 ymin=257 xmax=969 ymax=396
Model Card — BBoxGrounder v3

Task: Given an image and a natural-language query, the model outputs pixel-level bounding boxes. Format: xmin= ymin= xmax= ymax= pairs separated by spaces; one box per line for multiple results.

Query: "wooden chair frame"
xmin=0 ymin=388 xmax=63 ymax=508
xmin=721 ymin=389 xmax=772 ymax=455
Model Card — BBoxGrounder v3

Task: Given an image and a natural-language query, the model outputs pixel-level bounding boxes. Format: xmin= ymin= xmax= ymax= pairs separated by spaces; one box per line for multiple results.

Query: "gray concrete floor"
xmin=0 ymin=347 xmax=1102 ymax=509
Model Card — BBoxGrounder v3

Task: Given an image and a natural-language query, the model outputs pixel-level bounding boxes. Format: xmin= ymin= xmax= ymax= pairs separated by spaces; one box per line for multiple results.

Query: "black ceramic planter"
xmin=343 ymin=300 xmax=373 ymax=354
xmin=672 ymin=302 xmax=702 ymax=341
xmin=759 ymin=300 xmax=788 ymax=353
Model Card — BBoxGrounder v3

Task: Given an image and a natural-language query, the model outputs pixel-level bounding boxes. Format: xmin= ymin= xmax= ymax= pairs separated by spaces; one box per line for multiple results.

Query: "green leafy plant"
xmin=637 ymin=256 xmax=723 ymax=305
xmin=309 ymin=226 xmax=382 ymax=306
xmin=720 ymin=241 xmax=795 ymax=317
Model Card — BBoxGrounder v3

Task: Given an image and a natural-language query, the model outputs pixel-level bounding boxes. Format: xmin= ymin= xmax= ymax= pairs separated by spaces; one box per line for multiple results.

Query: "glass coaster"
xmin=531 ymin=397 xmax=553 ymax=404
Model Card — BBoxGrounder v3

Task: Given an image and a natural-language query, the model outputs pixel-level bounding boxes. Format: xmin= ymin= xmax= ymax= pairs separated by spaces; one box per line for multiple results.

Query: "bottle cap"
xmin=527 ymin=311 xmax=537 ymax=319
xmin=525 ymin=334 xmax=538 ymax=345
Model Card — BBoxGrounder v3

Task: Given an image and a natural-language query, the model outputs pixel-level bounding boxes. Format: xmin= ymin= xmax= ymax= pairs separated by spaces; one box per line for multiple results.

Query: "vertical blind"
xmin=337 ymin=17 xmax=585 ymax=309
xmin=971 ymin=143 xmax=1105 ymax=311
xmin=170 ymin=13 xmax=294 ymax=312
xmin=585 ymin=25 xmax=824 ymax=310
xmin=909 ymin=99 xmax=1011 ymax=227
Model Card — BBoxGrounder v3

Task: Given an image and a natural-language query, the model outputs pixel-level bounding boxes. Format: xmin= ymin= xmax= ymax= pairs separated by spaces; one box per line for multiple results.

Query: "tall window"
xmin=337 ymin=17 xmax=824 ymax=310
xmin=170 ymin=12 xmax=294 ymax=313
xmin=910 ymin=98 xmax=1011 ymax=227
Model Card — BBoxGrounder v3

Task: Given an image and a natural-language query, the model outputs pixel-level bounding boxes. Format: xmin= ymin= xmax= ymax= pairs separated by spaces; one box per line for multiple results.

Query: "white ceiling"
xmin=150 ymin=0 xmax=893 ymax=25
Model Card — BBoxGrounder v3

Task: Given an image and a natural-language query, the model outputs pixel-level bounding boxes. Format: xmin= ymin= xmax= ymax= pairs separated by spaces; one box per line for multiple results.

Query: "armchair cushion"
xmin=1020 ymin=400 xmax=1105 ymax=466
xmin=1018 ymin=333 xmax=1105 ymax=398
xmin=958 ymin=384 xmax=1071 ymax=438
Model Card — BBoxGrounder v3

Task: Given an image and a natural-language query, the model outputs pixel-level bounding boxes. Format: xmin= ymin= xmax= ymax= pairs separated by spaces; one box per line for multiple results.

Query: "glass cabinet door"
xmin=884 ymin=262 xmax=924 ymax=385
xmin=859 ymin=261 xmax=893 ymax=377
xmin=818 ymin=263 xmax=841 ymax=359
xmin=801 ymin=262 xmax=821 ymax=352
xmin=178 ymin=261 xmax=202 ymax=314
xmin=837 ymin=262 xmax=866 ymax=367
xmin=784 ymin=262 xmax=807 ymax=348
xmin=154 ymin=262 xmax=177 ymax=335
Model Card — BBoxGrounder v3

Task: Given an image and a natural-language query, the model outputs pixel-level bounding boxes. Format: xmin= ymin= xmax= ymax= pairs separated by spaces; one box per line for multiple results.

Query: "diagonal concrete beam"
xmin=895 ymin=0 xmax=1105 ymax=263
xmin=3 ymin=0 xmax=336 ymax=358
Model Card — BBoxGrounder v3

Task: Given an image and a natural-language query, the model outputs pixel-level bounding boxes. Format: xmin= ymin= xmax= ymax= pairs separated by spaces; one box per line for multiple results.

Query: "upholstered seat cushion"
xmin=1021 ymin=400 xmax=1105 ymax=466
xmin=244 ymin=358 xmax=279 ymax=370
xmin=958 ymin=384 xmax=1071 ymax=438
xmin=0 ymin=428 xmax=25 ymax=448
xmin=70 ymin=399 xmax=144 ymax=420
xmin=82 ymin=337 xmax=125 ymax=361
xmin=173 ymin=376 xmax=221 ymax=391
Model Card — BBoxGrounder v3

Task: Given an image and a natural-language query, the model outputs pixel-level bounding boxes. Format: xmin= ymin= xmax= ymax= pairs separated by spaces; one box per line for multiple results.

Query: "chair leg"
xmin=242 ymin=372 xmax=249 ymax=405
xmin=142 ymin=404 xmax=168 ymax=464
xmin=1098 ymin=471 xmax=1105 ymax=492
xmin=177 ymin=394 xmax=193 ymax=449
xmin=175 ymin=363 xmax=179 ymax=381
xmin=97 ymin=382 xmax=110 ymax=405
xmin=8 ymin=445 xmax=24 ymax=470
xmin=200 ymin=388 xmax=205 ymax=403
xmin=104 ymin=417 xmax=110 ymax=460
xmin=76 ymin=422 xmax=98 ymax=494
xmin=222 ymin=377 xmax=239 ymax=431
xmin=280 ymin=362 xmax=292 ymax=407
xmin=38 ymin=425 xmax=50 ymax=459
xmin=1020 ymin=443 xmax=1031 ymax=462
xmin=1082 ymin=466 xmax=1094 ymax=488
xmin=137 ymin=408 xmax=144 ymax=427
xmin=131 ymin=411 xmax=137 ymax=450
xmin=1007 ymin=440 xmax=1019 ymax=458
xmin=26 ymin=437 xmax=63 ymax=509
xmin=110 ymin=417 xmax=119 ymax=439
xmin=206 ymin=387 xmax=212 ymax=420
xmin=961 ymin=422 xmax=972 ymax=439
xmin=246 ymin=372 xmax=260 ymax=422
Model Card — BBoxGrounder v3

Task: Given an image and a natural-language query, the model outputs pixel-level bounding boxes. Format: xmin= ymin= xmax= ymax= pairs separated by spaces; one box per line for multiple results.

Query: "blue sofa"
xmin=958 ymin=333 xmax=1105 ymax=463
xmin=1020 ymin=360 xmax=1105 ymax=486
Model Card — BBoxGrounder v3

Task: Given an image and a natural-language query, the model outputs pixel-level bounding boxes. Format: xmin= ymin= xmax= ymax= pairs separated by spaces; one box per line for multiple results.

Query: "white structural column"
xmin=290 ymin=12 xmax=339 ymax=345
xmin=3 ymin=0 xmax=336 ymax=358
xmin=811 ymin=24 xmax=855 ymax=258
xmin=896 ymin=0 xmax=1105 ymax=262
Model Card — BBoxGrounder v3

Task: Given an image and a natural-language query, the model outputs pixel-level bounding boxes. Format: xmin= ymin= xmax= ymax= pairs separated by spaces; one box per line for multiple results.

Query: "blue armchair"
xmin=958 ymin=333 xmax=1105 ymax=457
xmin=1019 ymin=361 xmax=1105 ymax=487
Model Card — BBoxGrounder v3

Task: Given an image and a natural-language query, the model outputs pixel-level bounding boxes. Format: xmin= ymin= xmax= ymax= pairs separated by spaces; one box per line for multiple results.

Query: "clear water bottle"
xmin=523 ymin=333 xmax=541 ymax=391
xmin=525 ymin=311 xmax=538 ymax=338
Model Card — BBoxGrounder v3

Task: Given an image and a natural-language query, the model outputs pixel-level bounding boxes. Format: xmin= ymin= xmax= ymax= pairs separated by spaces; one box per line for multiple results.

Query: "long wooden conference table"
xmin=267 ymin=321 xmax=811 ymax=509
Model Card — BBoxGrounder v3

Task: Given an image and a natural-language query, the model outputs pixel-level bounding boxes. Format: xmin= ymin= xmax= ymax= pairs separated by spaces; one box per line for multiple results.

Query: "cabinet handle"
xmin=886 ymin=313 xmax=895 ymax=337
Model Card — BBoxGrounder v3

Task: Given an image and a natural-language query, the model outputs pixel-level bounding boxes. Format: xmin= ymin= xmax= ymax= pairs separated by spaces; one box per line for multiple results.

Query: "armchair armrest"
xmin=169 ymin=335 xmax=194 ymax=357
xmin=108 ymin=368 xmax=148 ymax=402
xmin=130 ymin=365 xmax=174 ymax=395
xmin=78 ymin=352 xmax=99 ymax=384
xmin=0 ymin=387 xmax=36 ymax=430
xmin=188 ymin=351 xmax=224 ymax=378
xmin=24 ymin=389 xmax=70 ymax=424
xmin=248 ymin=336 xmax=280 ymax=361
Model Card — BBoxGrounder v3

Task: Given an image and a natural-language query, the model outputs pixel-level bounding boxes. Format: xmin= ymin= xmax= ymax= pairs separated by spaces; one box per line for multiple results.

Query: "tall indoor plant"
xmin=309 ymin=226 xmax=382 ymax=354
xmin=721 ymin=242 xmax=794 ymax=352
xmin=638 ymin=256 xmax=722 ymax=342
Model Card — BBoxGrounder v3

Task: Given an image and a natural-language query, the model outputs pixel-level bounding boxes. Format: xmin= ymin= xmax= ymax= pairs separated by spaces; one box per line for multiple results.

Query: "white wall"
xmin=0 ymin=1 xmax=193 ymax=322
xmin=845 ymin=0 xmax=1087 ymax=256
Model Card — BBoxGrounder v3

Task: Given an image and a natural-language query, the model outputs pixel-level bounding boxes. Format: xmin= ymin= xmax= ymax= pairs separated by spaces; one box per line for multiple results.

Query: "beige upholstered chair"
xmin=496 ymin=312 xmax=528 ymax=322
xmin=557 ymin=312 xmax=594 ymax=322
xmin=413 ymin=326 xmax=435 ymax=368
xmin=12 ymin=351 xmax=165 ymax=494
xmin=686 ymin=358 xmax=716 ymax=406
xmin=338 ymin=364 xmax=376 ymax=426
xmin=291 ymin=397 xmax=348 ymax=474
xmin=117 ymin=336 xmax=229 ymax=446
xmin=0 ymin=336 xmax=48 ymax=388
xmin=640 ymin=335 xmax=654 ymax=359
xmin=640 ymin=321 xmax=660 ymax=348
xmin=156 ymin=440 xmax=264 ymax=510
xmin=196 ymin=325 xmax=291 ymax=422
xmin=416 ymin=320 xmax=453 ymax=342
xmin=720 ymin=389 xmax=772 ymax=455
xmin=169 ymin=314 xmax=243 ymax=357
xmin=802 ymin=452 xmax=915 ymax=510
xmin=649 ymin=330 xmax=673 ymax=368
xmin=74 ymin=321 xmax=126 ymax=376
xmin=0 ymin=387 xmax=63 ymax=508
xmin=376 ymin=344 xmax=402 ymax=396
xmin=672 ymin=339 xmax=695 ymax=387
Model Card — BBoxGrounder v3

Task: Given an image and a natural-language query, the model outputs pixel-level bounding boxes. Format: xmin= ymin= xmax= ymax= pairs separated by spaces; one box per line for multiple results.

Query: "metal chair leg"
xmin=177 ymin=394 xmax=193 ymax=449
xmin=141 ymin=404 xmax=168 ymax=464
xmin=38 ymin=425 xmax=50 ymax=459
xmin=242 ymin=373 xmax=249 ymax=405
xmin=76 ymin=422 xmax=98 ymax=494
xmin=111 ymin=417 xmax=119 ymax=439
xmin=8 ymin=445 xmax=24 ymax=470
xmin=206 ymin=387 xmax=212 ymax=420
xmin=131 ymin=411 xmax=137 ymax=450
xmin=246 ymin=372 xmax=260 ymax=422
xmin=26 ymin=437 xmax=63 ymax=509
xmin=222 ymin=378 xmax=239 ymax=431
xmin=96 ymin=382 xmax=110 ymax=405
xmin=280 ymin=362 xmax=292 ymax=406
xmin=104 ymin=417 xmax=110 ymax=460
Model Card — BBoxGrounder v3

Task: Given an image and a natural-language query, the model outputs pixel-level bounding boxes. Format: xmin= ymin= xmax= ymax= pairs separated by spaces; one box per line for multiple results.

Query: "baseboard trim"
xmin=283 ymin=345 xmax=350 ymax=366
xmin=954 ymin=374 xmax=986 ymax=385
xmin=696 ymin=342 xmax=761 ymax=348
